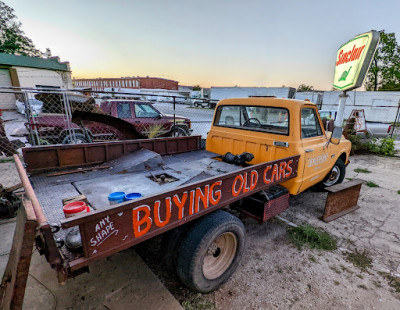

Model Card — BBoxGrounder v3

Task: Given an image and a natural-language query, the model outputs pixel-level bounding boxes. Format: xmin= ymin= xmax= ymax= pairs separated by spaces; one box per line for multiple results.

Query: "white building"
xmin=210 ymin=87 xmax=296 ymax=101
xmin=0 ymin=53 xmax=72 ymax=109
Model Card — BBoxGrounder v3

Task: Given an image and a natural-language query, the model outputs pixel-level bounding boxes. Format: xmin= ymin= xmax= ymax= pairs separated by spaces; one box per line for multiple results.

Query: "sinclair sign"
xmin=333 ymin=30 xmax=380 ymax=91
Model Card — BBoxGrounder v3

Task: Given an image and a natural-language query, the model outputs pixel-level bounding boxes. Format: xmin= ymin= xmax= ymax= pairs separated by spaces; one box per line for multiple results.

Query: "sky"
xmin=6 ymin=0 xmax=400 ymax=89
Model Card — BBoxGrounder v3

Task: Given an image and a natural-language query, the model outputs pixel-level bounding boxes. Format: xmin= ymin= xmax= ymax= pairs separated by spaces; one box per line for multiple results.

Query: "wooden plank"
xmin=325 ymin=179 xmax=364 ymax=193
xmin=0 ymin=200 xmax=37 ymax=310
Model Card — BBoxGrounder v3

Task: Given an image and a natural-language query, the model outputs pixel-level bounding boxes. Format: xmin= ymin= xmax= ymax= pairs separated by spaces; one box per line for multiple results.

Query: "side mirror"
xmin=330 ymin=126 xmax=342 ymax=145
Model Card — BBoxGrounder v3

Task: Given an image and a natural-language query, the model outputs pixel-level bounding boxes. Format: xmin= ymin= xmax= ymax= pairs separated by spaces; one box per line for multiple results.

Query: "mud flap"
xmin=323 ymin=179 xmax=364 ymax=222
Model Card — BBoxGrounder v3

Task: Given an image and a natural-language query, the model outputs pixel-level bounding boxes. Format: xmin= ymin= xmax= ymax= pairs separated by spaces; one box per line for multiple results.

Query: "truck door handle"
xmin=305 ymin=149 xmax=314 ymax=153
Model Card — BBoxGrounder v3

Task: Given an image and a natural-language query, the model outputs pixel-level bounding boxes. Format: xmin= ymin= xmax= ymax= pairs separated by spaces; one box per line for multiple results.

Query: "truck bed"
xmin=30 ymin=149 xmax=242 ymax=259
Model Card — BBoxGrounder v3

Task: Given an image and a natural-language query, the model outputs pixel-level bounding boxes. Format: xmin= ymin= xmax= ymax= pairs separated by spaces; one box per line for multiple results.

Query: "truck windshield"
xmin=213 ymin=105 xmax=289 ymax=135
xmin=135 ymin=103 xmax=160 ymax=118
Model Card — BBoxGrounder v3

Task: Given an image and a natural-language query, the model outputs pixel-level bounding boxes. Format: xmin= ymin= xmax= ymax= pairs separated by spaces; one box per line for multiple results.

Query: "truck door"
xmin=299 ymin=107 xmax=331 ymax=191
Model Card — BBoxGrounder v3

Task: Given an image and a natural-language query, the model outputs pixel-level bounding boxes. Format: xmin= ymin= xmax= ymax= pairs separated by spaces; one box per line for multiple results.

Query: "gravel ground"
xmin=138 ymin=154 xmax=400 ymax=310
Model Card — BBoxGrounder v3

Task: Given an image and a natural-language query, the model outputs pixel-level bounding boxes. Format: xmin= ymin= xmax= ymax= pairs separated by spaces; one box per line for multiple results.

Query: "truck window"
xmin=214 ymin=105 xmax=289 ymax=135
xmin=301 ymin=108 xmax=323 ymax=138
xmin=117 ymin=103 xmax=132 ymax=118
xmin=135 ymin=103 xmax=160 ymax=118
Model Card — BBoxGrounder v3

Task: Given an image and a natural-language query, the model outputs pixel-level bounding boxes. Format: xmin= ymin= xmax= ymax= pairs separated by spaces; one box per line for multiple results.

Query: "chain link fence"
xmin=0 ymin=87 xmax=218 ymax=188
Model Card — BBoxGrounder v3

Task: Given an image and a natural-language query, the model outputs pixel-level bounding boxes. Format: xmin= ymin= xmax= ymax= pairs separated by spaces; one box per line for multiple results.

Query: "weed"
xmin=276 ymin=266 xmax=283 ymax=274
xmin=182 ymin=293 xmax=216 ymax=310
xmin=340 ymin=265 xmax=353 ymax=274
xmin=287 ymin=225 xmax=337 ymax=250
xmin=0 ymin=158 xmax=14 ymax=163
xmin=354 ymin=168 xmax=371 ymax=173
xmin=379 ymin=272 xmax=400 ymax=293
xmin=357 ymin=274 xmax=364 ymax=279
xmin=343 ymin=249 xmax=372 ymax=271
xmin=330 ymin=266 xmax=341 ymax=274
xmin=357 ymin=284 xmax=368 ymax=290
xmin=398 ymin=190 xmax=400 ymax=195
xmin=366 ymin=181 xmax=379 ymax=188
xmin=373 ymin=280 xmax=382 ymax=288
xmin=334 ymin=280 xmax=340 ymax=286
xmin=308 ymin=255 xmax=317 ymax=263
xmin=345 ymin=177 xmax=353 ymax=181
xmin=256 ymin=267 xmax=263 ymax=273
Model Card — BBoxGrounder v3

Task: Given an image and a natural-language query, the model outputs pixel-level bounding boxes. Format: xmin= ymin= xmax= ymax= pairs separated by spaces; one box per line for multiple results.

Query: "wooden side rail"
xmin=0 ymin=201 xmax=37 ymax=310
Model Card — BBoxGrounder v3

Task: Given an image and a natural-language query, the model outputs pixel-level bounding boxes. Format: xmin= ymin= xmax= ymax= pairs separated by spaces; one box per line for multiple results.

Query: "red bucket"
xmin=63 ymin=201 xmax=89 ymax=218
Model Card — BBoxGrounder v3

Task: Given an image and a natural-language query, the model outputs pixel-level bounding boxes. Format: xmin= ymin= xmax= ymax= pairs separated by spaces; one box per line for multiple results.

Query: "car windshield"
xmin=213 ymin=105 xmax=289 ymax=135
xmin=135 ymin=103 xmax=160 ymax=118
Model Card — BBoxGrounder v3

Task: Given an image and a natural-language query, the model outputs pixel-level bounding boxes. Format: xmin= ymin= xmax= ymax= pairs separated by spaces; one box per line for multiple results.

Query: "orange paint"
xmin=209 ymin=181 xmax=222 ymax=205
xmin=285 ymin=159 xmax=293 ymax=177
xmin=263 ymin=165 xmax=272 ymax=184
xmin=232 ymin=174 xmax=244 ymax=196
xmin=279 ymin=162 xmax=287 ymax=180
xmin=173 ymin=192 xmax=187 ymax=219
xmin=195 ymin=185 xmax=209 ymax=212
xmin=250 ymin=170 xmax=258 ymax=190
xmin=132 ymin=205 xmax=152 ymax=238
xmin=271 ymin=164 xmax=279 ymax=183
xmin=154 ymin=198 xmax=171 ymax=228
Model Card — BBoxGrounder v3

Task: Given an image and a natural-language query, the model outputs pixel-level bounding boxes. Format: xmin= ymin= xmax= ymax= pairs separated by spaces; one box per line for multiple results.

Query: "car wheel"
xmin=170 ymin=127 xmax=188 ymax=137
xmin=321 ymin=158 xmax=346 ymax=187
xmin=62 ymin=133 xmax=89 ymax=144
xmin=176 ymin=210 xmax=245 ymax=293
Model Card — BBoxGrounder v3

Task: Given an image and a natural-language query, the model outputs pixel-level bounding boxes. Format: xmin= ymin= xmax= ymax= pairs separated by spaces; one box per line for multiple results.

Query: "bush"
xmin=365 ymin=136 xmax=396 ymax=156
xmin=347 ymin=133 xmax=396 ymax=157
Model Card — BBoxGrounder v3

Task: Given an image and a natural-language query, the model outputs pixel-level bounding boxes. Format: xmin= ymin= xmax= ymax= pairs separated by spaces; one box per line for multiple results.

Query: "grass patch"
xmin=366 ymin=181 xmax=379 ymax=188
xmin=308 ymin=255 xmax=317 ymax=263
xmin=397 ymin=190 xmax=400 ymax=195
xmin=357 ymin=284 xmax=368 ymax=290
xmin=182 ymin=293 xmax=216 ymax=310
xmin=287 ymin=225 xmax=337 ymax=251
xmin=0 ymin=158 xmax=14 ymax=163
xmin=354 ymin=168 xmax=371 ymax=173
xmin=379 ymin=272 xmax=400 ymax=293
xmin=334 ymin=280 xmax=340 ymax=286
xmin=343 ymin=249 xmax=372 ymax=271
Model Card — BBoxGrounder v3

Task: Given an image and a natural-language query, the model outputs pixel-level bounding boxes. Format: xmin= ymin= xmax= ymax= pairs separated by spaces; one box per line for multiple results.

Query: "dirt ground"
xmin=138 ymin=154 xmax=400 ymax=310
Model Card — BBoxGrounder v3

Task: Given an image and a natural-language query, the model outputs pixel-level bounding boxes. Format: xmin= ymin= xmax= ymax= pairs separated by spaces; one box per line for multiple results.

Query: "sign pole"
xmin=335 ymin=91 xmax=348 ymax=127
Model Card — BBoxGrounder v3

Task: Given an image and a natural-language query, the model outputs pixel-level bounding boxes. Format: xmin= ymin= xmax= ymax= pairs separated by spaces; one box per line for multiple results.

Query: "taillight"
xmin=388 ymin=125 xmax=391 ymax=134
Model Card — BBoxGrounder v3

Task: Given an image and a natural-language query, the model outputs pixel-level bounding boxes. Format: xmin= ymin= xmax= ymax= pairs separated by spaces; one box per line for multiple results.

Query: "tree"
xmin=192 ymin=85 xmax=202 ymax=91
xmin=365 ymin=30 xmax=400 ymax=91
xmin=0 ymin=1 xmax=42 ymax=57
xmin=297 ymin=84 xmax=314 ymax=92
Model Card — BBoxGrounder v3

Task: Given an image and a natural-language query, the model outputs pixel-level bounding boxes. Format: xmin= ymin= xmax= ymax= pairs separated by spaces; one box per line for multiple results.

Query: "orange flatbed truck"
xmin=1 ymin=98 xmax=351 ymax=308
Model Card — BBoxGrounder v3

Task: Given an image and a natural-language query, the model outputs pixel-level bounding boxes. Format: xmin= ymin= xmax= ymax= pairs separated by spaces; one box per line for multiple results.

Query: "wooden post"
xmin=0 ymin=200 xmax=37 ymax=310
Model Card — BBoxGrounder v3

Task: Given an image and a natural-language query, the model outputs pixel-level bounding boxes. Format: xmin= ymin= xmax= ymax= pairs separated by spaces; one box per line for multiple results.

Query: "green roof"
xmin=0 ymin=53 xmax=69 ymax=71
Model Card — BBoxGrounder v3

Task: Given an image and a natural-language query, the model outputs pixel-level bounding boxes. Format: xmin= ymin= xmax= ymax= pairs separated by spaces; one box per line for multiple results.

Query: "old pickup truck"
xmin=26 ymin=99 xmax=192 ymax=145
xmin=1 ymin=98 xmax=351 ymax=308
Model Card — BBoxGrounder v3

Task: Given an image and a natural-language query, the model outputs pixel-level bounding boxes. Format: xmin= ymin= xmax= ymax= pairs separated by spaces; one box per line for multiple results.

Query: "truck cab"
xmin=206 ymin=97 xmax=351 ymax=195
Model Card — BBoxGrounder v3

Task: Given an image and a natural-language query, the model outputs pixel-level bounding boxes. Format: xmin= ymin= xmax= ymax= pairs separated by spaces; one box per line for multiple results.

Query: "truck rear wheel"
xmin=321 ymin=158 xmax=346 ymax=187
xmin=170 ymin=126 xmax=188 ymax=137
xmin=62 ymin=133 xmax=89 ymax=144
xmin=176 ymin=210 xmax=245 ymax=293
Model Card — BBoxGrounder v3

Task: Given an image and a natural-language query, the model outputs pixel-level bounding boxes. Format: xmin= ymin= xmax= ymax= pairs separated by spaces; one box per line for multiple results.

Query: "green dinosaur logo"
xmin=338 ymin=66 xmax=352 ymax=81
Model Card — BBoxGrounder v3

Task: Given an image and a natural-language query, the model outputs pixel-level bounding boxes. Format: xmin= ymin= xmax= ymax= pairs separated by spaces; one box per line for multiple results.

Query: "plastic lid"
xmin=108 ymin=192 xmax=126 ymax=201
xmin=63 ymin=201 xmax=86 ymax=214
xmin=125 ymin=193 xmax=143 ymax=200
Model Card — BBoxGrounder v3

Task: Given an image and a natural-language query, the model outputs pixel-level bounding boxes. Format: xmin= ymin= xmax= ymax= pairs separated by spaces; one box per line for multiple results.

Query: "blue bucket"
xmin=108 ymin=192 xmax=126 ymax=205
xmin=125 ymin=193 xmax=143 ymax=201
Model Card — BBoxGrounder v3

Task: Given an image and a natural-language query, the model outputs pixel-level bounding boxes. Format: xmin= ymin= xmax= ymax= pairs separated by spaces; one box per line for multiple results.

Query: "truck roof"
xmin=216 ymin=97 xmax=316 ymax=108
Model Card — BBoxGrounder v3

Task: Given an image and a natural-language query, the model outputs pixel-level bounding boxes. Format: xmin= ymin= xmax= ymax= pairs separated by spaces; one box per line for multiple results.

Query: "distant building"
xmin=73 ymin=76 xmax=178 ymax=91
xmin=0 ymin=52 xmax=72 ymax=109
xmin=210 ymin=87 xmax=296 ymax=101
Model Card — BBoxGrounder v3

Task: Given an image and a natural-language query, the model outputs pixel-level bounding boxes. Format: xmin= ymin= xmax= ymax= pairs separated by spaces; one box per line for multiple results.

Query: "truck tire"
xmin=176 ymin=210 xmax=245 ymax=293
xmin=321 ymin=158 xmax=346 ymax=187
xmin=62 ymin=133 xmax=89 ymax=144
xmin=170 ymin=126 xmax=188 ymax=137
